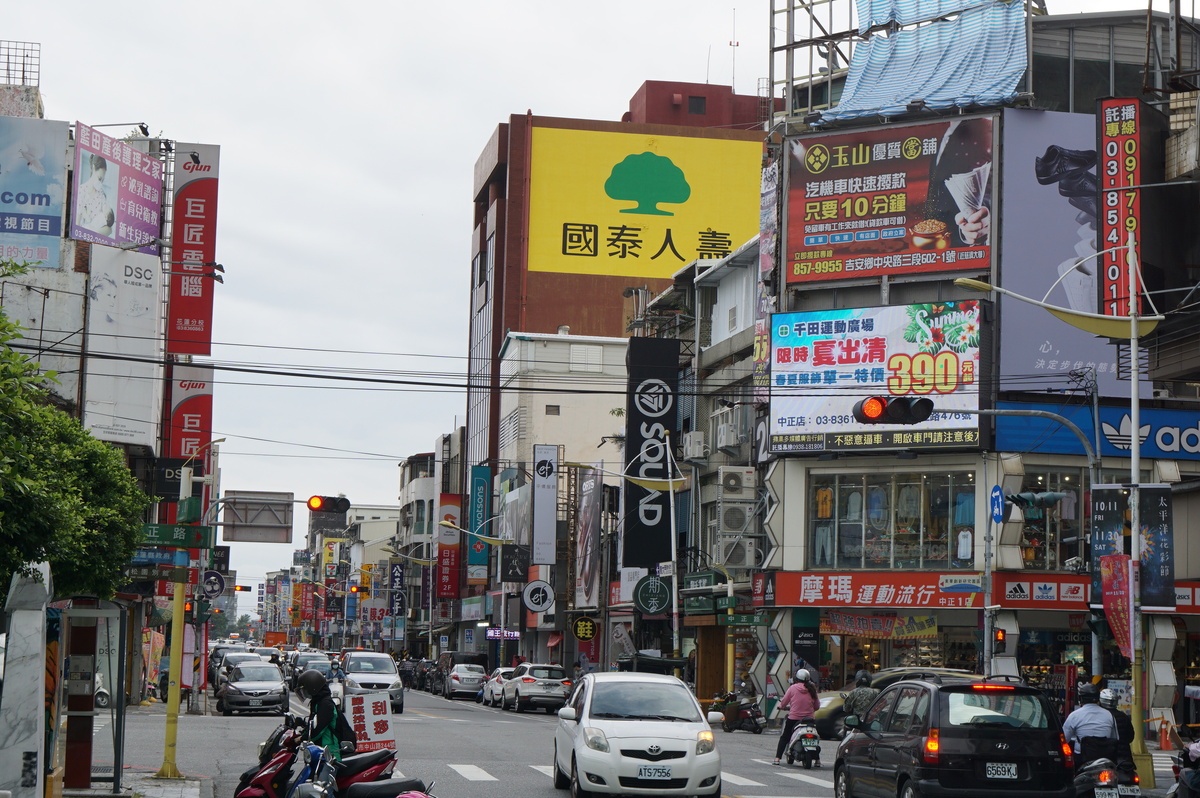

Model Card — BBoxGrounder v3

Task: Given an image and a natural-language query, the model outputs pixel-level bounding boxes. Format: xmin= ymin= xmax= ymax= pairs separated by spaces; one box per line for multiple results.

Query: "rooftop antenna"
xmin=730 ymin=7 xmax=739 ymax=91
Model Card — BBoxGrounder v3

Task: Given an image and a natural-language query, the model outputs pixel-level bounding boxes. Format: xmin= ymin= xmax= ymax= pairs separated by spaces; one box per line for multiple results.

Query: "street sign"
xmin=522 ymin=580 xmax=554 ymax=612
xmin=991 ymin=485 xmax=1005 ymax=524
xmin=201 ymin=570 xmax=226 ymax=600
xmin=141 ymin=523 xmax=214 ymax=549
xmin=633 ymin=575 xmax=672 ymax=615
xmin=123 ymin=565 xmax=160 ymax=581
xmin=718 ymin=613 xmax=769 ymax=626
xmin=715 ymin=595 xmax=738 ymax=610
xmin=572 ymin=616 xmax=599 ymax=642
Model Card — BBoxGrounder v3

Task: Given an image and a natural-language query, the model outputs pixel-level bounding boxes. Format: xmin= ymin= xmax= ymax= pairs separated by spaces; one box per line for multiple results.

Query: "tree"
xmin=0 ymin=260 xmax=151 ymax=603
xmin=604 ymin=152 xmax=691 ymax=216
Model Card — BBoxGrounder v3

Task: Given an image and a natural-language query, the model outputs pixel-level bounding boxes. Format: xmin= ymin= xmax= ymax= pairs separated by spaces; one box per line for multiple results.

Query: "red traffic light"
xmin=308 ymin=495 xmax=351 ymax=513
xmin=852 ymin=396 xmax=934 ymax=425
xmin=855 ymin=396 xmax=886 ymax=422
xmin=349 ymin=585 xmax=360 ymax=593
xmin=233 ymin=585 xmax=252 ymax=592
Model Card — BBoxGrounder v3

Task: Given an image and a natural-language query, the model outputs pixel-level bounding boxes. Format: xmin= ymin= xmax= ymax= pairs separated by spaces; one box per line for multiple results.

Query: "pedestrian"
xmin=572 ymin=661 xmax=583 ymax=681
xmin=774 ymin=669 xmax=820 ymax=767
xmin=1062 ymin=683 xmax=1119 ymax=769
xmin=843 ymin=673 xmax=879 ymax=721
xmin=298 ymin=669 xmax=353 ymax=761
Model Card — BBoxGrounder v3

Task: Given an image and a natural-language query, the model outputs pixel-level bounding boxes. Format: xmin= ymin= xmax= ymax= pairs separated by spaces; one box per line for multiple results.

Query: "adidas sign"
xmin=1006 ymin=582 xmax=1031 ymax=601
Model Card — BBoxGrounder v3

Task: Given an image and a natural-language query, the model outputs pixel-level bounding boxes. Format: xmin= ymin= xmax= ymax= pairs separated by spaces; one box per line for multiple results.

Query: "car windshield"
xmin=940 ymin=689 xmax=1050 ymax=729
xmin=346 ymin=656 xmax=397 ymax=674
xmin=236 ymin=665 xmax=282 ymax=682
xmin=458 ymin=664 xmax=486 ymax=674
xmin=224 ymin=653 xmax=259 ymax=665
xmin=306 ymin=660 xmax=332 ymax=675
xmin=590 ymin=682 xmax=703 ymax=722
xmin=529 ymin=666 xmax=566 ymax=680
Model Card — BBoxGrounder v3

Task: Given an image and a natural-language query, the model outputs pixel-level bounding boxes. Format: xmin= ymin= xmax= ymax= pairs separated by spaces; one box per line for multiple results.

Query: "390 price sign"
xmin=1098 ymin=98 xmax=1144 ymax=317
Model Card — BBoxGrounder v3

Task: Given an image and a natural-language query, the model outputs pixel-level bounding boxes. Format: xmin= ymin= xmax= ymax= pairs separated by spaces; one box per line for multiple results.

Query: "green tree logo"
xmin=604 ymin=152 xmax=691 ymax=216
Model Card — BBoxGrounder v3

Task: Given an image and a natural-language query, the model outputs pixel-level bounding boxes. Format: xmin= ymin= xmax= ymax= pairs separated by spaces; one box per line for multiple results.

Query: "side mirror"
xmin=558 ymin=707 xmax=578 ymax=721
xmin=840 ymin=692 xmax=848 ymax=699
xmin=844 ymin=714 xmax=861 ymax=729
xmin=707 ymin=710 xmax=725 ymax=724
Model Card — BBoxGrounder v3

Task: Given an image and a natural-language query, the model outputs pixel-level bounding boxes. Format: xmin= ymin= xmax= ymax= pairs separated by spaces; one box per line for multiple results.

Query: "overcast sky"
xmin=7 ymin=0 xmax=1155 ymax=599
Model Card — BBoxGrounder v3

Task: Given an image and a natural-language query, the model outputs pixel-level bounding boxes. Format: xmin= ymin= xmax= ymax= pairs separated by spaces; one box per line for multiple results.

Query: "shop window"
xmin=810 ymin=471 xmax=976 ymax=570
xmin=1013 ymin=470 xmax=1083 ymax=570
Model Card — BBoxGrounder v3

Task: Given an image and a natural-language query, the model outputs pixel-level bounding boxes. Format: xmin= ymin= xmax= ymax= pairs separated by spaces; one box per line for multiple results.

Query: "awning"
xmin=547 ymin=632 xmax=564 ymax=648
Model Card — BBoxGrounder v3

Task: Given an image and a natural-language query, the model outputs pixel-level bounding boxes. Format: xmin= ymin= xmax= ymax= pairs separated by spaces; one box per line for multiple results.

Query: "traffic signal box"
xmin=852 ymin=396 xmax=935 ymax=425
xmin=307 ymin=495 xmax=351 ymax=513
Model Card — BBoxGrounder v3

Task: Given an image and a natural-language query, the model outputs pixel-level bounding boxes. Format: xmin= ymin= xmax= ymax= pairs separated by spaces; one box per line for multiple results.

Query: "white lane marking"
xmin=448 ymin=764 xmax=498 ymax=781
xmin=721 ymin=771 xmax=767 ymax=786
xmin=780 ymin=770 xmax=836 ymax=787
xmin=530 ymin=765 xmax=554 ymax=777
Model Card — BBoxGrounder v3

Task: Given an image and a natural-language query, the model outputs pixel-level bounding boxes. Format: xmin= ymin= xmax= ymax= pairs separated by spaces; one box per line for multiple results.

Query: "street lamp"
xmin=438 ymin=516 xmax=513 ymax=663
xmin=955 ymin=231 xmax=1164 ymax=780
xmin=384 ymin=547 xmax=435 ymax=657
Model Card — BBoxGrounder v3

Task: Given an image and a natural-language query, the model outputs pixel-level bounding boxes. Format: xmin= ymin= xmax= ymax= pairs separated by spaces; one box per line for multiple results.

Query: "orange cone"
xmin=1161 ymin=719 xmax=1172 ymax=750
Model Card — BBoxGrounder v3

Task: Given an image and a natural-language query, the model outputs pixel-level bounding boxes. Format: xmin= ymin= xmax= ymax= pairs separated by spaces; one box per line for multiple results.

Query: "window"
xmin=861 ymin=687 xmax=898 ymax=732
xmin=569 ymin=344 xmax=603 ymax=372
xmin=688 ymin=95 xmax=707 ymax=114
xmin=545 ymin=405 xmax=560 ymax=416
xmin=887 ymin=687 xmax=921 ymax=733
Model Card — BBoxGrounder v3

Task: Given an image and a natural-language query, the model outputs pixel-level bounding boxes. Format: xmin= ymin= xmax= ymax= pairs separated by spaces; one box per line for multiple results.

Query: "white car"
xmin=502 ymin=662 xmax=571 ymax=713
xmin=483 ymin=667 xmax=514 ymax=707
xmin=553 ymin=671 xmax=724 ymax=797
xmin=444 ymin=663 xmax=487 ymax=699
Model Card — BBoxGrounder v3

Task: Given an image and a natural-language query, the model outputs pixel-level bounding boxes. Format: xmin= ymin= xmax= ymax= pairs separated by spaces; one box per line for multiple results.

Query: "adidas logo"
xmin=1006 ymin=582 xmax=1030 ymax=600
xmin=1101 ymin=414 xmax=1151 ymax=451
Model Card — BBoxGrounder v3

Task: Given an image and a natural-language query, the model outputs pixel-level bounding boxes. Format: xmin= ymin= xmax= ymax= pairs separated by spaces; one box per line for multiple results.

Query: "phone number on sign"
xmin=791 ymin=260 xmax=844 ymax=277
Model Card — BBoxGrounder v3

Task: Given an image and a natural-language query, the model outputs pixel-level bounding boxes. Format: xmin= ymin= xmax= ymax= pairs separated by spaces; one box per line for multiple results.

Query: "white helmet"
xmin=795 ymin=669 xmax=810 ymax=682
xmin=1099 ymin=688 xmax=1117 ymax=709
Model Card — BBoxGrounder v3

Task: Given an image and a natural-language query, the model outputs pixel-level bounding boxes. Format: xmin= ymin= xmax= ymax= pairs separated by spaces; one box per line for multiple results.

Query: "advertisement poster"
xmin=823 ymin=611 xmax=939 ymax=640
xmin=0 ymin=116 xmax=68 ymax=268
xmin=1100 ymin=554 xmax=1134 ymax=660
xmin=436 ymin=498 xmax=462 ymax=599
xmin=532 ymin=444 xmax=557 ymax=565
xmin=785 ymin=117 xmax=993 ymax=284
xmin=574 ymin=467 xmax=602 ymax=610
xmin=166 ymin=142 xmax=221 ymax=355
xmin=343 ymin=692 xmax=395 ymax=752
xmin=1097 ymin=99 xmax=1144 ymax=317
xmin=1137 ymin=484 xmax=1175 ymax=611
xmin=467 ymin=465 xmax=491 ymax=584
xmin=70 ymin=122 xmax=164 ymax=252
xmin=769 ymin=302 xmax=984 ymax=453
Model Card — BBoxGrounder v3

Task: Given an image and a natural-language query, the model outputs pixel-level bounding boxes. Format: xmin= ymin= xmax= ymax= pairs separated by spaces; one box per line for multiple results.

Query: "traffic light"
xmin=183 ymin=600 xmax=195 ymax=623
xmin=994 ymin=628 xmax=1006 ymax=645
xmin=349 ymin=585 xmax=360 ymax=593
xmin=1006 ymin=492 xmax=1070 ymax=509
xmin=852 ymin=396 xmax=934 ymax=425
xmin=233 ymin=585 xmax=252 ymax=592
xmin=307 ymin=495 xmax=351 ymax=513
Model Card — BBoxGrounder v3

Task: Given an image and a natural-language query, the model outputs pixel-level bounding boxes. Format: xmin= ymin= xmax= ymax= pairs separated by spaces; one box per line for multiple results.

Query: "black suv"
xmin=835 ymin=676 xmax=1074 ymax=798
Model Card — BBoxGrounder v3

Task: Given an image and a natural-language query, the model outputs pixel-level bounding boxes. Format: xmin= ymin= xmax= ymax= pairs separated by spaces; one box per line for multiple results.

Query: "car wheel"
xmin=501 ymin=692 xmax=510 ymax=710
xmin=393 ymin=702 xmax=404 ymax=714
xmin=546 ymin=705 xmax=555 ymax=714
xmin=94 ymin=692 xmax=111 ymax=709
xmin=515 ymin=693 xmax=525 ymax=713
xmin=721 ymin=720 xmax=733 ymax=733
xmin=900 ymin=781 xmax=920 ymax=798
xmin=553 ymin=743 xmax=570 ymax=789
xmin=570 ymin=757 xmax=594 ymax=798
xmin=835 ymin=766 xmax=854 ymax=798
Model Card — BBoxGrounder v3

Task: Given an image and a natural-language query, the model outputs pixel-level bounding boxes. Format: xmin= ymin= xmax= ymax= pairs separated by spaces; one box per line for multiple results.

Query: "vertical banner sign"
xmin=622 ymin=336 xmax=681 ymax=569
xmin=754 ymin=161 xmax=780 ymax=403
xmin=467 ymin=465 xmax=492 ymax=585
xmin=388 ymin=559 xmax=405 ymax=616
xmin=300 ymin=581 xmax=315 ymax=621
xmin=162 ymin=364 xmax=212 ymax=524
xmin=0 ymin=117 xmax=68 ymax=269
xmin=166 ymin=143 xmax=221 ymax=355
xmin=575 ymin=467 xmax=602 ymax=610
xmin=323 ymin=538 xmax=346 ymax=578
xmin=1138 ymin=484 xmax=1175 ymax=611
xmin=1100 ymin=554 xmax=1134 ymax=660
xmin=71 ymin=122 xmax=165 ymax=253
xmin=1089 ymin=485 xmax=1127 ymax=607
xmin=1097 ymin=99 xmax=1142 ymax=317
xmin=532 ymin=444 xmax=558 ymax=565
xmin=437 ymin=494 xmax=462 ymax=599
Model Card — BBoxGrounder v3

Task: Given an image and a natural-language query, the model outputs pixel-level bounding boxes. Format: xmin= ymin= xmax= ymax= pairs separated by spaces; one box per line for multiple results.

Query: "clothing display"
xmin=956 ymin=528 xmax=973 ymax=560
xmin=814 ymin=523 xmax=833 ymax=565
xmin=816 ymin=487 xmax=833 ymax=519
xmin=953 ymin=491 xmax=975 ymax=526
xmin=844 ymin=490 xmax=863 ymax=521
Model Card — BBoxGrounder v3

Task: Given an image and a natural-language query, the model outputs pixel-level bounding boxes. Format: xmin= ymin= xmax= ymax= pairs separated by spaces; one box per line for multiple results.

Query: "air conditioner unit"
xmin=717 ymin=466 xmax=756 ymax=500
xmin=718 ymin=502 xmax=753 ymax=535
xmin=714 ymin=537 xmax=758 ymax=569
xmin=682 ymin=431 xmax=708 ymax=461
xmin=716 ymin=422 xmax=740 ymax=453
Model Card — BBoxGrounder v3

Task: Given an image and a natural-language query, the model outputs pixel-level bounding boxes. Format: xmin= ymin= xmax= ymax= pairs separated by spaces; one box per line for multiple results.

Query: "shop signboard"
xmin=993 ymin=572 xmax=1088 ymax=610
xmin=773 ymin=571 xmax=981 ymax=608
xmin=768 ymin=302 xmax=986 ymax=453
xmin=822 ymin=611 xmax=939 ymax=639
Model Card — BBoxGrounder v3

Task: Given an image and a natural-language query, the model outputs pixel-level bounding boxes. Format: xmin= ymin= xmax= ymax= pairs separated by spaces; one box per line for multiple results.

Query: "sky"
xmin=6 ymin=0 xmax=1158 ymax=604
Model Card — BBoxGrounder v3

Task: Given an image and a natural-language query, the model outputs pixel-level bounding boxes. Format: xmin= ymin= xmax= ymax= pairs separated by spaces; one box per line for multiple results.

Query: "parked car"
xmin=814 ymin=667 xmax=977 ymax=739
xmin=553 ymin=671 xmax=724 ymax=797
xmin=216 ymin=662 xmax=288 ymax=716
xmin=213 ymin=652 xmax=263 ymax=695
xmin=207 ymin=643 xmax=247 ymax=683
xmin=501 ymin=662 xmax=571 ymax=713
xmin=341 ymin=651 xmax=404 ymax=713
xmin=444 ymin=663 xmax=487 ymax=700
xmin=482 ymin=667 xmax=514 ymax=707
xmin=433 ymin=650 xmax=488 ymax=696
xmin=834 ymin=676 xmax=1075 ymax=798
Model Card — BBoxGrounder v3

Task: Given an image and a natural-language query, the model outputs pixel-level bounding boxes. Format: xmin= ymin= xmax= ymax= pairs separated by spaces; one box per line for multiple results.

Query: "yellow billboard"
xmin=528 ymin=127 xmax=761 ymax=279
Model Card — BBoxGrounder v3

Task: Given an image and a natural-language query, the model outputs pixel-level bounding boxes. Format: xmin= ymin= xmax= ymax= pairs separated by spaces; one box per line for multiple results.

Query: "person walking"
xmin=774 ymin=670 xmax=820 ymax=766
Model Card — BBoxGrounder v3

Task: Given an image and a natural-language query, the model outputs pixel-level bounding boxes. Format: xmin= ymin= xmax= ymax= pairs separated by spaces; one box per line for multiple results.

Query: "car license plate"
xmin=985 ymin=763 xmax=1017 ymax=779
xmin=249 ymin=699 xmax=263 ymax=707
xmin=1095 ymin=789 xmax=1119 ymax=798
xmin=638 ymin=765 xmax=672 ymax=780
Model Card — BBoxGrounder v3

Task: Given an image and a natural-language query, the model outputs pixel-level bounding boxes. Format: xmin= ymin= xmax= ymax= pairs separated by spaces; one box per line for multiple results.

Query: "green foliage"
xmin=0 ymin=260 xmax=151 ymax=603
xmin=604 ymin=152 xmax=691 ymax=216
xmin=235 ymin=614 xmax=254 ymax=638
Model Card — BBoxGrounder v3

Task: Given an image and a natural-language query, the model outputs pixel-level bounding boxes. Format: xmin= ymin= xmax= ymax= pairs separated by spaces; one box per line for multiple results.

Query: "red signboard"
xmin=772 ymin=571 xmax=981 ymax=608
xmin=437 ymin=519 xmax=461 ymax=599
xmin=300 ymin=581 xmax=315 ymax=621
xmin=1097 ymin=99 xmax=1143 ymax=317
xmin=166 ymin=143 xmax=220 ymax=355
xmin=1101 ymin=554 xmax=1134 ymax=660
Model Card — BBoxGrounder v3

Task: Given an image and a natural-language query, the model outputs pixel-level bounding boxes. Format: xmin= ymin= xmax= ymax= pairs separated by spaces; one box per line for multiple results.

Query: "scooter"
xmin=292 ymin=744 xmax=433 ymax=798
xmin=716 ymin=690 xmax=766 ymax=734
xmin=785 ymin=717 xmax=822 ymax=768
xmin=1073 ymin=757 xmax=1140 ymax=798
xmin=1168 ymin=741 xmax=1200 ymax=798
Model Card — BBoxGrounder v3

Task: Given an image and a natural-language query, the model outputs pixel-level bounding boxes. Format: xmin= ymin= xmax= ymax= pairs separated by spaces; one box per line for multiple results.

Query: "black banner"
xmin=622 ymin=336 xmax=681 ymax=569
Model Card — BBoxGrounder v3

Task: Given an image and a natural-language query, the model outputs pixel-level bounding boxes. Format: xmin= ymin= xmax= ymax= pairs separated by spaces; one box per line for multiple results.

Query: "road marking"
xmin=721 ymin=771 xmax=767 ymax=786
xmin=448 ymin=764 xmax=498 ymax=781
xmin=530 ymin=765 xmax=554 ymax=777
xmin=780 ymin=770 xmax=835 ymax=787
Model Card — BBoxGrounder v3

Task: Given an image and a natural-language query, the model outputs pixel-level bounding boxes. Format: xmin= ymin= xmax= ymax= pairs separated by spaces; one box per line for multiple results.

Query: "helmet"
xmin=1099 ymin=688 xmax=1117 ymax=709
xmin=1078 ymin=683 xmax=1100 ymax=704
xmin=297 ymin=668 xmax=328 ymax=699
xmin=856 ymin=674 xmax=872 ymax=688
xmin=330 ymin=659 xmax=340 ymax=669
xmin=795 ymin=669 xmax=810 ymax=682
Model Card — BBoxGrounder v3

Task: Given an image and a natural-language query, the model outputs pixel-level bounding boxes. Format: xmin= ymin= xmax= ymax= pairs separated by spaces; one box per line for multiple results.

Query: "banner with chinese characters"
xmin=437 ymin=501 xmax=462 ymax=599
xmin=769 ymin=302 xmax=986 ymax=453
xmin=822 ymin=611 xmax=939 ymax=639
xmin=0 ymin=117 xmax=68 ymax=268
xmin=342 ymin=692 xmax=395 ymax=752
xmin=773 ymin=571 xmax=982 ymax=608
xmin=71 ymin=122 xmax=164 ymax=253
xmin=1100 ymin=554 xmax=1134 ymax=660
xmin=785 ymin=117 xmax=994 ymax=284
xmin=166 ymin=143 xmax=220 ymax=355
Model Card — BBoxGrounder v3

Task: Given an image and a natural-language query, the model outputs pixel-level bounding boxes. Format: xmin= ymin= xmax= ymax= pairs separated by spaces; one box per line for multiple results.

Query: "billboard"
xmin=467 ymin=465 xmax=491 ymax=584
xmin=70 ymin=122 xmax=164 ymax=252
xmin=527 ymin=127 xmax=761 ymax=279
xmin=785 ymin=116 xmax=994 ymax=284
xmin=166 ymin=143 xmax=221 ymax=355
xmin=0 ymin=117 xmax=68 ymax=268
xmin=769 ymin=302 xmax=985 ymax=452
xmin=82 ymin=247 xmax=163 ymax=450
xmin=532 ymin=444 xmax=557 ymax=565
xmin=436 ymin=494 xmax=462 ymax=598
xmin=574 ymin=467 xmax=602 ymax=610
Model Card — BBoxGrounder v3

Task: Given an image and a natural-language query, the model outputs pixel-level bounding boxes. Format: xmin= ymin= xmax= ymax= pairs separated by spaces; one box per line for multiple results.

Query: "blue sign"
xmin=997 ymin=400 xmax=1200 ymax=461
xmin=990 ymin=485 xmax=1005 ymax=523
xmin=131 ymin=547 xmax=182 ymax=565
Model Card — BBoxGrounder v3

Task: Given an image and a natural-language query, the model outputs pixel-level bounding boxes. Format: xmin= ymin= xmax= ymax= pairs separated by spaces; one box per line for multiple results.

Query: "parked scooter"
xmin=292 ymin=744 xmax=433 ymax=798
xmin=1168 ymin=741 xmax=1200 ymax=798
xmin=784 ymin=717 xmax=822 ymax=768
xmin=715 ymin=690 xmax=767 ymax=734
xmin=1073 ymin=757 xmax=1140 ymax=798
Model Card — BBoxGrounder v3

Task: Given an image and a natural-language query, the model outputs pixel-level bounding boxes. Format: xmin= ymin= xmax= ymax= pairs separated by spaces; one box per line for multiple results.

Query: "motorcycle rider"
xmin=1062 ymin=683 xmax=1119 ymax=769
xmin=774 ymin=669 xmax=820 ymax=767
xmin=1099 ymin=688 xmax=1135 ymax=768
xmin=298 ymin=668 xmax=352 ymax=761
xmin=843 ymin=673 xmax=880 ymax=721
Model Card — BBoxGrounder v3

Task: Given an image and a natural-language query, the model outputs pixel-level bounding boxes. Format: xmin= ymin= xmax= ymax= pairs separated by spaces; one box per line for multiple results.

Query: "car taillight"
xmin=922 ymin=728 xmax=939 ymax=764
xmin=1059 ymin=733 xmax=1074 ymax=769
xmin=1098 ymin=770 xmax=1115 ymax=785
xmin=522 ymin=677 xmax=537 ymax=683
xmin=562 ymin=680 xmax=572 ymax=686
xmin=970 ymin=684 xmax=1015 ymax=690
xmin=451 ymin=675 xmax=460 ymax=682
xmin=1133 ymin=773 xmax=1140 ymax=785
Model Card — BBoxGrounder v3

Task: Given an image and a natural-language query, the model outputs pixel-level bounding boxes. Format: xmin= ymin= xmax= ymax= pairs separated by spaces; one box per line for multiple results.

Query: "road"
xmin=95 ymin=687 xmax=1177 ymax=797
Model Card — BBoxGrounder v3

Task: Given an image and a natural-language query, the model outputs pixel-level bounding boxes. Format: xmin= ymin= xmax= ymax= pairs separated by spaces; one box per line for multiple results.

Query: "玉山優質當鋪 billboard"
xmin=527 ymin=126 xmax=761 ymax=279
xmin=785 ymin=116 xmax=994 ymax=284
xmin=768 ymin=302 xmax=988 ymax=453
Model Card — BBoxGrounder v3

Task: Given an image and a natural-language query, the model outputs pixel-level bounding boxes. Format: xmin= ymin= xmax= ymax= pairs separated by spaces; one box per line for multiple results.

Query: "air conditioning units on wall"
xmin=682 ymin=431 xmax=708 ymax=461
xmin=718 ymin=501 xmax=753 ymax=535
xmin=714 ymin=536 xmax=758 ymax=569
xmin=717 ymin=466 xmax=756 ymax=500
xmin=716 ymin=422 xmax=740 ymax=453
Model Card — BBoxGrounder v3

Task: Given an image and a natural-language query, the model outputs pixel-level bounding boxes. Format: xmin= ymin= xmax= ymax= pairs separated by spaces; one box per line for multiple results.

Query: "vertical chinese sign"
xmin=166 ymin=143 xmax=220 ymax=354
xmin=1097 ymin=99 xmax=1142 ymax=316
xmin=437 ymin=495 xmax=462 ymax=599
xmin=1100 ymin=554 xmax=1134 ymax=660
